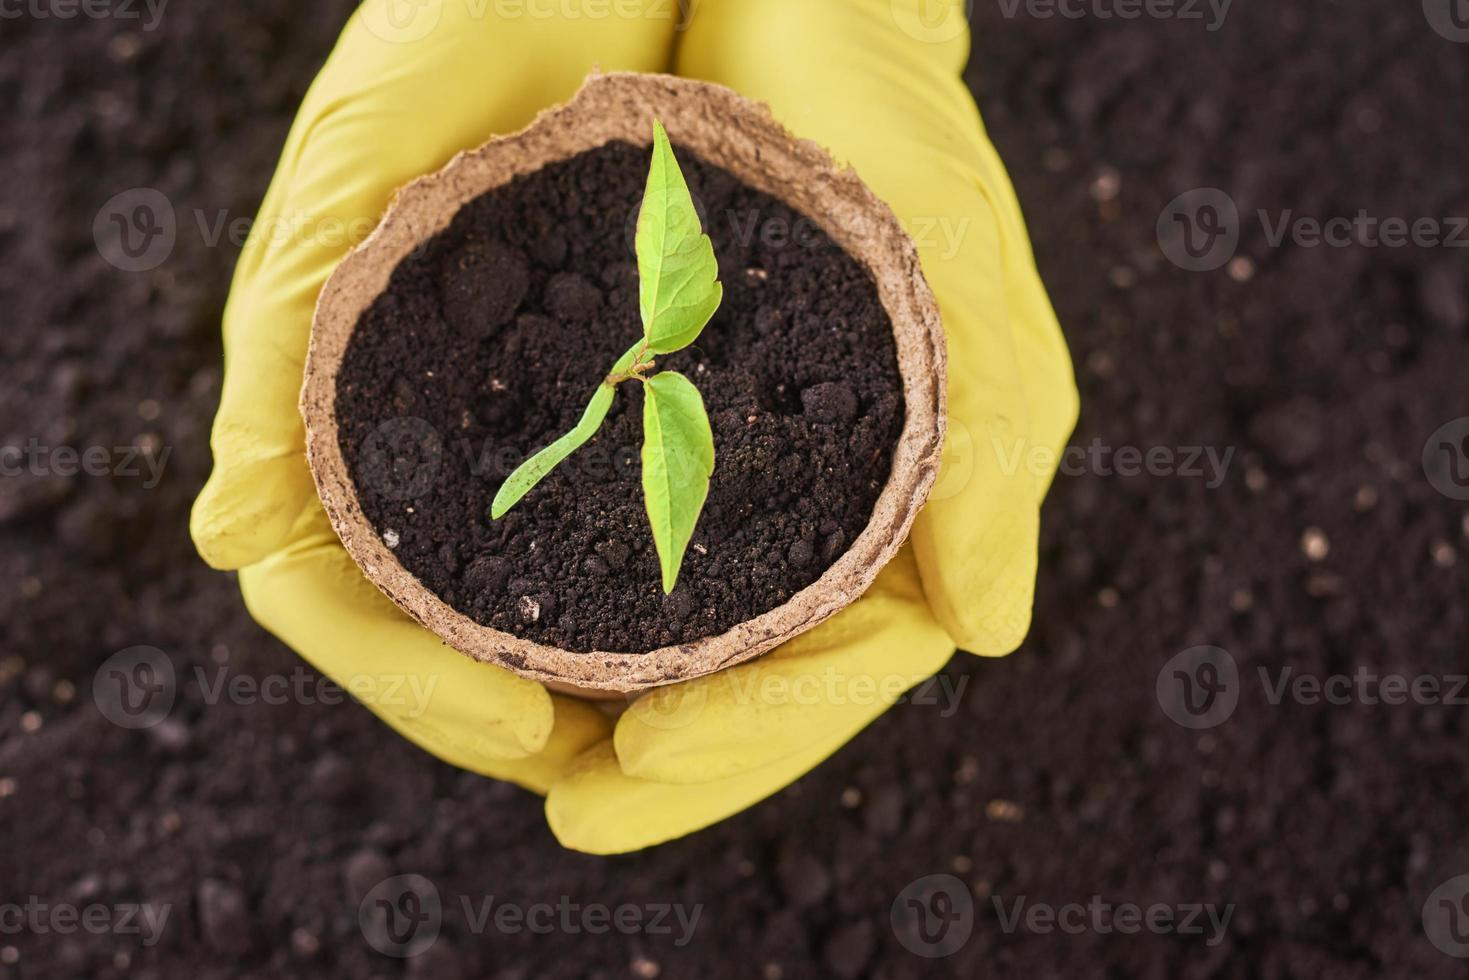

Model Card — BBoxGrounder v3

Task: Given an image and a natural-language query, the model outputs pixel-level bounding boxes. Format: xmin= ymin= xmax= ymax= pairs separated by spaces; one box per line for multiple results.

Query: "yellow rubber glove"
xmin=191 ymin=0 xmax=1077 ymax=849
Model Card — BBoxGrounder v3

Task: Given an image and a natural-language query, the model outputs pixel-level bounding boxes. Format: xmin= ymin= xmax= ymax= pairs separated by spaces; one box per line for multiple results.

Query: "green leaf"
xmin=636 ymin=120 xmax=724 ymax=355
xmin=640 ymin=371 xmax=715 ymax=593
xmin=491 ymin=382 xmax=615 ymax=519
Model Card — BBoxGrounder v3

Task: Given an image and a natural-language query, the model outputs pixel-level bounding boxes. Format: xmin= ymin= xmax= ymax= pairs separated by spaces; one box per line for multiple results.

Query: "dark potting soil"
xmin=335 ymin=141 xmax=905 ymax=653
xmin=10 ymin=4 xmax=1469 ymax=978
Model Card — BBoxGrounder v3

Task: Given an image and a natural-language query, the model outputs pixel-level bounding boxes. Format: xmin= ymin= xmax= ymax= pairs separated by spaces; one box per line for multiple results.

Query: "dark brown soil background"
xmin=337 ymin=141 xmax=902 ymax=653
xmin=3 ymin=2 xmax=1467 ymax=978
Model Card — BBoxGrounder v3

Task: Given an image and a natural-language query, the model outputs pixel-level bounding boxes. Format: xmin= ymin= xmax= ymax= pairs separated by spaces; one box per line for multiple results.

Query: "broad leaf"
xmin=636 ymin=120 xmax=724 ymax=354
xmin=640 ymin=371 xmax=715 ymax=593
xmin=491 ymin=382 xmax=615 ymax=519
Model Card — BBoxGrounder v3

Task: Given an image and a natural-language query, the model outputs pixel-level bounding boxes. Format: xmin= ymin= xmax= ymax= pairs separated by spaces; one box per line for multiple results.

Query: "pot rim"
xmin=301 ymin=71 xmax=946 ymax=696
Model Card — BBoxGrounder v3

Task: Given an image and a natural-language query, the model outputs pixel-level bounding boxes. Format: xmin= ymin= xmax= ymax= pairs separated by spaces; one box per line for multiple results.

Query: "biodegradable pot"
xmin=302 ymin=72 xmax=946 ymax=697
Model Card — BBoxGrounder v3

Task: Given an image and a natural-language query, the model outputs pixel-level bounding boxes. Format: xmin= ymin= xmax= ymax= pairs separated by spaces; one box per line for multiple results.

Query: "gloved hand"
xmin=191 ymin=0 xmax=1077 ymax=853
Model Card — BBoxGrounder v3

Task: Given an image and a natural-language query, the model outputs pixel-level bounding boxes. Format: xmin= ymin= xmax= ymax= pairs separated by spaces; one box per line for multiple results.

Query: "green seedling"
xmin=491 ymin=120 xmax=723 ymax=593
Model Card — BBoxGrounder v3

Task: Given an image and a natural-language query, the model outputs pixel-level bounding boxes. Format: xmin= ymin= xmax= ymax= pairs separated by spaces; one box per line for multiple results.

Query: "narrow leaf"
xmin=636 ymin=120 xmax=724 ymax=355
xmin=641 ymin=371 xmax=715 ymax=593
xmin=491 ymin=383 xmax=614 ymax=519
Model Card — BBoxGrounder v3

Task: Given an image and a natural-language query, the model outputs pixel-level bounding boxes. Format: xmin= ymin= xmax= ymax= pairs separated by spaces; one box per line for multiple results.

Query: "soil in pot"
xmin=336 ymin=140 xmax=905 ymax=654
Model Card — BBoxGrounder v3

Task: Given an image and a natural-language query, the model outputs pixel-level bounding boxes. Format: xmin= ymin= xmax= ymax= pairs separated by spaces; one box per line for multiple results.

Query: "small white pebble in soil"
xmin=518 ymin=596 xmax=541 ymax=623
xmin=745 ymin=267 xmax=768 ymax=281
xmin=1301 ymin=527 xmax=1330 ymax=561
xmin=108 ymin=33 xmax=142 ymax=61
xmin=840 ymin=787 xmax=862 ymax=809
xmin=52 ymin=680 xmax=75 ymax=704
xmin=692 ymin=543 xmax=707 ymax=555
xmin=1090 ymin=167 xmax=1121 ymax=203
xmin=292 ymin=928 xmax=321 ymax=956
xmin=985 ymin=799 xmax=1025 ymax=823
xmin=1432 ymin=541 xmax=1457 ymax=568
xmin=0 ymin=777 xmax=16 ymax=798
xmin=1228 ymin=256 xmax=1256 ymax=282
xmin=631 ymin=956 xmax=660 ymax=978
xmin=489 ymin=377 xmax=507 ymax=391
xmin=20 ymin=712 xmax=41 ymax=733
xmin=382 ymin=529 xmax=400 ymax=549
xmin=1109 ymin=265 xmax=1138 ymax=289
xmin=1353 ymin=485 xmax=1378 ymax=511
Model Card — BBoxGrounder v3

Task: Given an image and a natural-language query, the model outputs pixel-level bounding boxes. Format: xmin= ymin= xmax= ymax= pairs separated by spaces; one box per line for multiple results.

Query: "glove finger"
xmin=614 ymin=548 xmax=953 ymax=783
xmin=238 ymin=506 xmax=559 ymax=765
xmin=546 ymin=732 xmax=858 ymax=855
xmin=675 ymin=0 xmax=1078 ymax=655
xmin=193 ymin=0 xmax=682 ymax=569
xmin=465 ymin=695 xmax=612 ymax=796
